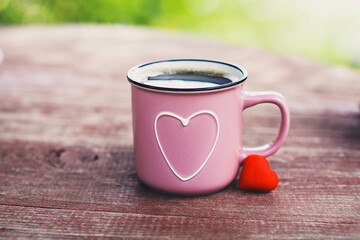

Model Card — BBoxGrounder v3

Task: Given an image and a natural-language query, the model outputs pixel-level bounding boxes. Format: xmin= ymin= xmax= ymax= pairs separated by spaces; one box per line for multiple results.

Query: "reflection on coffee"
xmin=143 ymin=72 xmax=233 ymax=89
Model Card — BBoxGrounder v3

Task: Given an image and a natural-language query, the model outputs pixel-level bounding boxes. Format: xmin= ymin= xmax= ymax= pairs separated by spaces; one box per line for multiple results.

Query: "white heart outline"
xmin=154 ymin=110 xmax=219 ymax=181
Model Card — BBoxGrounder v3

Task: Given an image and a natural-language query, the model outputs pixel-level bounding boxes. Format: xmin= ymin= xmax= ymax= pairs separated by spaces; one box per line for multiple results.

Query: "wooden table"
xmin=0 ymin=25 xmax=359 ymax=239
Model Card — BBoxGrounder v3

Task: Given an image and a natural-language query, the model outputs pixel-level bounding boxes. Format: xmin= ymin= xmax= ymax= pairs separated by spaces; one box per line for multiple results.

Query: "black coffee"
xmin=144 ymin=71 xmax=233 ymax=89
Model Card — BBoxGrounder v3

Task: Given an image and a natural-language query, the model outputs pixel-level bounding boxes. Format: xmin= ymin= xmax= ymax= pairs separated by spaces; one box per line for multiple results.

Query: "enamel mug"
xmin=127 ymin=59 xmax=290 ymax=195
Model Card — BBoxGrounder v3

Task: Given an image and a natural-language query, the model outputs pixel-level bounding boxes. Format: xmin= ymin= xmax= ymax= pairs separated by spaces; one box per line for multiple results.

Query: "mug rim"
xmin=127 ymin=59 xmax=248 ymax=92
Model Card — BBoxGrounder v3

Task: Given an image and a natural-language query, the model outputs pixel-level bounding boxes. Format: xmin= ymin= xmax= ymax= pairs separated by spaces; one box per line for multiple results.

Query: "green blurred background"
xmin=1 ymin=0 xmax=359 ymax=69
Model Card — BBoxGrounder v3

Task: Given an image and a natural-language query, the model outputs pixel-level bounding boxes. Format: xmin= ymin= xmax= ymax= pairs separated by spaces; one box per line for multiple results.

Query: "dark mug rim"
xmin=127 ymin=59 xmax=248 ymax=92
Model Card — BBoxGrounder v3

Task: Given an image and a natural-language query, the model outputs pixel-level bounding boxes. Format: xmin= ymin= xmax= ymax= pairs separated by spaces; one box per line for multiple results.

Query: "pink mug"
xmin=127 ymin=59 xmax=290 ymax=195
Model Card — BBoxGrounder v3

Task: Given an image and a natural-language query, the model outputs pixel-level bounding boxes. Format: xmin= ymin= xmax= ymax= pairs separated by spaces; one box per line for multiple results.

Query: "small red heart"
xmin=238 ymin=154 xmax=278 ymax=192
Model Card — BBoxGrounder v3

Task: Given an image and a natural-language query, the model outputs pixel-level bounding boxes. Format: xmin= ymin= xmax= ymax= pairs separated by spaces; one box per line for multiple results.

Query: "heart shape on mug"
xmin=154 ymin=110 xmax=219 ymax=181
xmin=238 ymin=154 xmax=278 ymax=192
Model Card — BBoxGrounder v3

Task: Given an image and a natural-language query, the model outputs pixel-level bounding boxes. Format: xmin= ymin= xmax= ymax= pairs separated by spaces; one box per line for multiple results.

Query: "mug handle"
xmin=240 ymin=91 xmax=290 ymax=162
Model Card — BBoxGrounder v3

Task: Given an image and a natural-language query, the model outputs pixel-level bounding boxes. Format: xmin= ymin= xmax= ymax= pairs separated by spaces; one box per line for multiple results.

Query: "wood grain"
xmin=0 ymin=25 xmax=359 ymax=239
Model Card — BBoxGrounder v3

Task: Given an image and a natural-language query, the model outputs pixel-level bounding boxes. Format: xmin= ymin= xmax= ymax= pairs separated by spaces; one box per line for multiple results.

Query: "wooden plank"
xmin=0 ymin=112 xmax=358 ymax=148
xmin=1 ymin=205 xmax=360 ymax=239
xmin=0 ymin=141 xmax=359 ymax=227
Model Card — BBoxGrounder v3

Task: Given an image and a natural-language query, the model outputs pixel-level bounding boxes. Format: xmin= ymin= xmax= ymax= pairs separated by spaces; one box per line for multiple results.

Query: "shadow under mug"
xmin=127 ymin=59 xmax=290 ymax=195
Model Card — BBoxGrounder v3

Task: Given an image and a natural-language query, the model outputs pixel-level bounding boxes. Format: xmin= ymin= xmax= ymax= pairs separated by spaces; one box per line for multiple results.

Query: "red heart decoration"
xmin=238 ymin=154 xmax=278 ymax=192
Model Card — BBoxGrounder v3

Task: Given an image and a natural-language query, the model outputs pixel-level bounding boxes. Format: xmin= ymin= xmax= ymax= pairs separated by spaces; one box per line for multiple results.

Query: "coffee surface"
xmin=142 ymin=72 xmax=232 ymax=89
